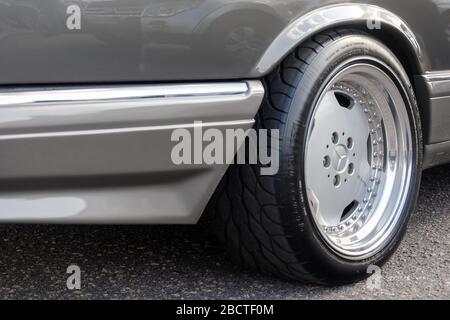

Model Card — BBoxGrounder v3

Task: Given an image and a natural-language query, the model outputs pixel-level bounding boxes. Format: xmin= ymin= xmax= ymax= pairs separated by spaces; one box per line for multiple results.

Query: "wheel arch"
xmin=251 ymin=3 xmax=430 ymax=148
xmin=252 ymin=4 xmax=429 ymax=77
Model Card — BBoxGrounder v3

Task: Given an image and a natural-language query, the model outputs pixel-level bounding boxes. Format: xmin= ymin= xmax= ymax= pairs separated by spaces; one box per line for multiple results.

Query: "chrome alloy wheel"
xmin=305 ymin=62 xmax=414 ymax=260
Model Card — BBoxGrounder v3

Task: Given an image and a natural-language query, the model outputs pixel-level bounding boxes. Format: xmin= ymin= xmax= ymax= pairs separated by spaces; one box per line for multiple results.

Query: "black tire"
xmin=208 ymin=29 xmax=423 ymax=285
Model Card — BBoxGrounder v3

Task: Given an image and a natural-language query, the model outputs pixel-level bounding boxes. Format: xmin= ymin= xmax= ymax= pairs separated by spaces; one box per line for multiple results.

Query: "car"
xmin=0 ymin=0 xmax=449 ymax=285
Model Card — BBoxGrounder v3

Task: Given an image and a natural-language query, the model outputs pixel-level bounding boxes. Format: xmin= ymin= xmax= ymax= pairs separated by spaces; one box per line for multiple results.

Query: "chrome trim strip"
xmin=420 ymin=72 xmax=450 ymax=98
xmin=0 ymin=82 xmax=250 ymax=107
xmin=0 ymin=81 xmax=264 ymax=135
xmin=417 ymin=72 xmax=450 ymax=144
xmin=0 ymin=120 xmax=255 ymax=141
xmin=423 ymin=71 xmax=450 ymax=83
xmin=254 ymin=3 xmax=426 ymax=75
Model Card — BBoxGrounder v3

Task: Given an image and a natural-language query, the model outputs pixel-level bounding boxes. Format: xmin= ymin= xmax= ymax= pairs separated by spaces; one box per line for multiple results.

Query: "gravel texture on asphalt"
xmin=0 ymin=165 xmax=448 ymax=300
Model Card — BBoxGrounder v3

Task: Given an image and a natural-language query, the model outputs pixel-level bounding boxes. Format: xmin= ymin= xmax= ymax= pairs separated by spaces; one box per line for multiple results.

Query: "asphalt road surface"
xmin=0 ymin=165 xmax=448 ymax=300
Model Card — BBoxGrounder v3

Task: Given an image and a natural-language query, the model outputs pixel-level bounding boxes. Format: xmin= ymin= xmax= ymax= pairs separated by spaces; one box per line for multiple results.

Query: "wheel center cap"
xmin=332 ymin=144 xmax=349 ymax=172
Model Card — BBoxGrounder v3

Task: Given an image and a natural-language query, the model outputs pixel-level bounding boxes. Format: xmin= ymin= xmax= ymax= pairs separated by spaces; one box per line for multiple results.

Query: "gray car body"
xmin=0 ymin=0 xmax=449 ymax=82
xmin=0 ymin=0 xmax=449 ymax=223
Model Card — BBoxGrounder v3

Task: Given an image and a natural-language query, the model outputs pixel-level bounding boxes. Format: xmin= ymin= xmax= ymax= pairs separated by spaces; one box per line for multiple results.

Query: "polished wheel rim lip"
xmin=304 ymin=60 xmax=413 ymax=260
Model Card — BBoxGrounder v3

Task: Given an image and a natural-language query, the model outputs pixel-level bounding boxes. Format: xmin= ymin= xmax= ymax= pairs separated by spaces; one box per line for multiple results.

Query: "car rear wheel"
xmin=209 ymin=29 xmax=422 ymax=284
